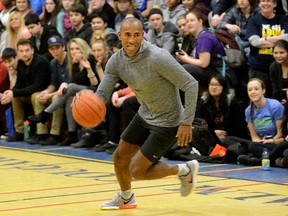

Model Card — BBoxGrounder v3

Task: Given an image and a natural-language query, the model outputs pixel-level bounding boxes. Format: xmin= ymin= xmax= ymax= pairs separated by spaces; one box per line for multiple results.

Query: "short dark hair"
xmin=24 ymin=13 xmax=40 ymax=26
xmin=68 ymin=3 xmax=87 ymax=17
xmin=17 ymin=38 xmax=33 ymax=49
xmin=89 ymin=12 xmax=109 ymax=24
xmin=2 ymin=48 xmax=17 ymax=60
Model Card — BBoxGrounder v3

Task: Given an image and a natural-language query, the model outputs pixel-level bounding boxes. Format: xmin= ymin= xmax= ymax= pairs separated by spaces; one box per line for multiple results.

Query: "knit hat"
xmin=148 ymin=8 xmax=163 ymax=19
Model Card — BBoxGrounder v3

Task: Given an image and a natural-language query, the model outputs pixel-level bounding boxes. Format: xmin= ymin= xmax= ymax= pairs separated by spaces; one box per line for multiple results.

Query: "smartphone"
xmin=263 ymin=135 xmax=273 ymax=140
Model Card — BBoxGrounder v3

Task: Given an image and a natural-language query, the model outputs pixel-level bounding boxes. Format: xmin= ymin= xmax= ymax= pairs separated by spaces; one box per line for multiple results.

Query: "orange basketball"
xmin=72 ymin=92 xmax=106 ymax=128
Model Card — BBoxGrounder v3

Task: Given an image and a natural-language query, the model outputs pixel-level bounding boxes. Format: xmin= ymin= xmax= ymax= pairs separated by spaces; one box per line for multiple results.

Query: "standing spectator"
xmin=1 ymin=39 xmax=51 ymax=142
xmin=28 ymin=36 xmax=70 ymax=145
xmin=25 ymin=13 xmax=61 ymax=61
xmin=246 ymin=0 xmax=288 ymax=98
xmin=64 ymin=3 xmax=93 ymax=44
xmin=176 ymin=11 xmax=224 ymax=89
xmin=162 ymin=0 xmax=186 ymax=26
xmin=88 ymin=0 xmax=116 ymax=29
xmin=270 ymin=40 xmax=288 ymax=104
xmin=146 ymin=8 xmax=180 ymax=55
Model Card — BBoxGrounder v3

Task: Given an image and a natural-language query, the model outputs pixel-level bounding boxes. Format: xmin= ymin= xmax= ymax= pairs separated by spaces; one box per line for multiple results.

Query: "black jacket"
xmin=30 ymin=24 xmax=61 ymax=61
xmin=64 ymin=22 xmax=93 ymax=44
xmin=13 ymin=54 xmax=51 ymax=97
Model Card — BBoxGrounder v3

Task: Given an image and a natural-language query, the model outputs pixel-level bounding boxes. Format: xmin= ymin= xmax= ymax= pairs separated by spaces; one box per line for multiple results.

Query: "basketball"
xmin=72 ymin=92 xmax=106 ymax=127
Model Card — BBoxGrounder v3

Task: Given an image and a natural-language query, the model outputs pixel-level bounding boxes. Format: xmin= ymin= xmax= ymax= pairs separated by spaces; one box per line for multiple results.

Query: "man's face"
xmin=27 ymin=23 xmax=41 ymax=37
xmin=3 ymin=57 xmax=18 ymax=71
xmin=69 ymin=11 xmax=84 ymax=28
xmin=17 ymin=44 xmax=34 ymax=64
xmin=118 ymin=21 xmax=144 ymax=58
xmin=48 ymin=45 xmax=65 ymax=59
xmin=149 ymin=14 xmax=164 ymax=32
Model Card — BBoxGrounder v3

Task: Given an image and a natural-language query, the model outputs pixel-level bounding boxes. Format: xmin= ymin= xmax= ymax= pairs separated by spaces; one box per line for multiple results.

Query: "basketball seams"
xmin=72 ymin=93 xmax=106 ymax=127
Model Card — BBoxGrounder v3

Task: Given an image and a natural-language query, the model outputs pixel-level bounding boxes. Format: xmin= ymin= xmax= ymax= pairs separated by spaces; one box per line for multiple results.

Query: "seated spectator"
xmin=217 ymin=0 xmax=259 ymax=53
xmin=270 ymin=40 xmax=288 ymax=104
xmin=114 ymin=0 xmax=139 ymax=32
xmin=5 ymin=11 xmax=31 ymax=51
xmin=64 ymin=3 xmax=93 ymax=44
xmin=61 ymin=0 xmax=74 ymax=35
xmin=89 ymin=12 xmax=117 ymax=36
xmin=1 ymin=39 xmax=51 ymax=142
xmin=135 ymin=0 xmax=154 ymax=19
xmin=176 ymin=14 xmax=194 ymax=58
xmin=39 ymin=0 xmax=62 ymax=30
xmin=25 ymin=13 xmax=61 ymax=61
xmin=28 ymin=36 xmax=70 ymax=145
xmin=28 ymin=38 xmax=98 ymax=146
xmin=210 ymin=0 xmax=236 ymax=29
xmin=162 ymin=0 xmax=186 ymax=26
xmin=176 ymin=11 xmax=224 ymax=89
xmin=146 ymin=8 xmax=180 ymax=55
xmin=15 ymin=0 xmax=35 ymax=19
xmin=88 ymin=0 xmax=116 ymax=30
xmin=224 ymin=78 xmax=285 ymax=166
xmin=182 ymin=0 xmax=211 ymax=26
xmin=0 ymin=55 xmax=10 ymax=136
xmin=94 ymin=87 xmax=140 ymax=154
xmin=196 ymin=74 xmax=248 ymax=146
xmin=246 ymin=0 xmax=288 ymax=98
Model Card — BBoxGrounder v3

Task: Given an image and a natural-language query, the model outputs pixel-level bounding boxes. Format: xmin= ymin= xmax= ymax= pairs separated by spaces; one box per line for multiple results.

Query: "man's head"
xmin=118 ymin=17 xmax=144 ymax=58
xmin=25 ymin=13 xmax=42 ymax=37
xmin=68 ymin=3 xmax=87 ymax=28
xmin=148 ymin=8 xmax=164 ymax=32
xmin=2 ymin=48 xmax=18 ymax=71
xmin=89 ymin=0 xmax=105 ymax=11
xmin=48 ymin=36 xmax=65 ymax=59
xmin=16 ymin=38 xmax=34 ymax=64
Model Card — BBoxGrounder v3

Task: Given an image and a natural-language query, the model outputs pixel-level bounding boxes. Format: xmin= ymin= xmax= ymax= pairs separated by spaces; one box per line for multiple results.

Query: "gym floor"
xmin=0 ymin=140 xmax=287 ymax=216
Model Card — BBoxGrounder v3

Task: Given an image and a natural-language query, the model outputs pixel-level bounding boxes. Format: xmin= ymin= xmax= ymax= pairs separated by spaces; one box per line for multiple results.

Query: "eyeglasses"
xmin=260 ymin=0 xmax=275 ymax=3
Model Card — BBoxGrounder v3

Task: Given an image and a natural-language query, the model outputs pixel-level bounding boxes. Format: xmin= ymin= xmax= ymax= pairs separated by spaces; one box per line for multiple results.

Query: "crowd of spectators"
xmin=0 ymin=0 xmax=288 ymax=168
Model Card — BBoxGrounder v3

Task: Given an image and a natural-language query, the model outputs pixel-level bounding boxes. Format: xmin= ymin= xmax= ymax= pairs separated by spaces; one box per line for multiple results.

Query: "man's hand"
xmin=176 ymin=124 xmax=192 ymax=147
xmin=1 ymin=90 xmax=13 ymax=105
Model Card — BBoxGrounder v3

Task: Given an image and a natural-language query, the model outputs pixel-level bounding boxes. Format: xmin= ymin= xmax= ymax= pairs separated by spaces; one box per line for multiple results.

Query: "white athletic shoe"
xmin=179 ymin=160 xmax=199 ymax=197
xmin=101 ymin=193 xmax=137 ymax=210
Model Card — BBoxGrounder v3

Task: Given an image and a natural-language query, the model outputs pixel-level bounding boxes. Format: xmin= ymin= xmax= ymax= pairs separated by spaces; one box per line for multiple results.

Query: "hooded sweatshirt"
xmin=96 ymin=40 xmax=198 ymax=127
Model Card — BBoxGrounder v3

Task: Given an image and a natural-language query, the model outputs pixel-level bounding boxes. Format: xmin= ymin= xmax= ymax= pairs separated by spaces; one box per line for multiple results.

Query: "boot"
xmin=28 ymin=110 xmax=50 ymax=124
xmin=57 ymin=131 xmax=78 ymax=146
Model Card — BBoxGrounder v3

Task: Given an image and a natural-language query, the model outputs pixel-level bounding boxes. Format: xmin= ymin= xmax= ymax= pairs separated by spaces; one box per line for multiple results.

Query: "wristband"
xmin=87 ymin=73 xmax=95 ymax=78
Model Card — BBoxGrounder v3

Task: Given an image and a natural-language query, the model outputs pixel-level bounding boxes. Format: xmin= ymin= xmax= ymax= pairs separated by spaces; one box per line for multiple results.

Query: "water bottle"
xmin=23 ymin=120 xmax=30 ymax=140
xmin=262 ymin=148 xmax=270 ymax=171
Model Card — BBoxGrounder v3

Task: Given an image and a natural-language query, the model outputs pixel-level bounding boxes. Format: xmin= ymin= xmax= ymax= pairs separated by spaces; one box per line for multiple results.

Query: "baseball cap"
xmin=48 ymin=36 xmax=64 ymax=47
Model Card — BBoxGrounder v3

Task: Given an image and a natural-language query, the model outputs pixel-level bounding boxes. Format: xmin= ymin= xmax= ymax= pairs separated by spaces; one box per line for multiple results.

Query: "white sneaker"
xmin=101 ymin=193 xmax=137 ymax=210
xmin=179 ymin=160 xmax=199 ymax=197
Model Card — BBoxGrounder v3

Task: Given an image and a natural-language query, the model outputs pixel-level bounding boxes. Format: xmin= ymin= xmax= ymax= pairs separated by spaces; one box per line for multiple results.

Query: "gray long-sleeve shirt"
xmin=96 ymin=40 xmax=198 ymax=127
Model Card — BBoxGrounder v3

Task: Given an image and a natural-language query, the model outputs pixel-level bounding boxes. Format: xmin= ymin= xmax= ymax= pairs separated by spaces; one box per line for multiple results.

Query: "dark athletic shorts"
xmin=121 ymin=114 xmax=178 ymax=163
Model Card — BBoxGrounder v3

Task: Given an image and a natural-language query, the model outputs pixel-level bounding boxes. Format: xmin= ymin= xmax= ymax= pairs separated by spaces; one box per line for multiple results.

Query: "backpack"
xmin=213 ymin=29 xmax=246 ymax=69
